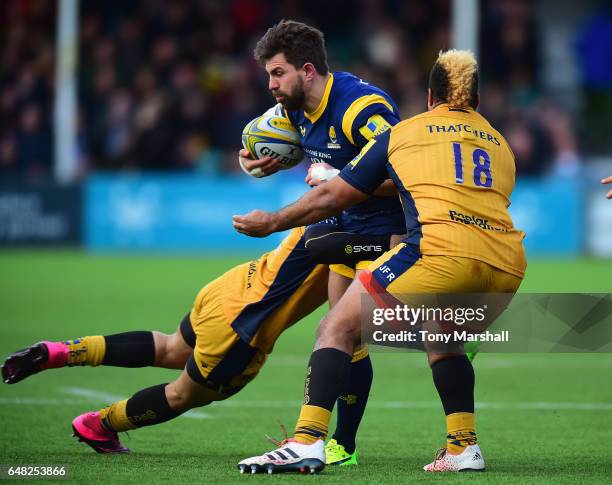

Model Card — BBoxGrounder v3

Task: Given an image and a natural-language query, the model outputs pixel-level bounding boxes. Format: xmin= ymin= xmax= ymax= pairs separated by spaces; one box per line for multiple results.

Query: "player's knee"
xmin=315 ymin=313 xmax=360 ymax=351
xmin=153 ymin=331 xmax=170 ymax=364
xmin=153 ymin=331 xmax=190 ymax=369
xmin=315 ymin=314 xmax=332 ymax=342
xmin=165 ymin=333 xmax=192 ymax=368
xmin=165 ymin=382 xmax=190 ymax=412
xmin=165 ymin=379 xmax=206 ymax=412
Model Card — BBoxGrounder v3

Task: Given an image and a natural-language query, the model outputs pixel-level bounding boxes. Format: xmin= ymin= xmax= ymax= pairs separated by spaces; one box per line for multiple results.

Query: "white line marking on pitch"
xmin=62 ymin=386 xmax=122 ymax=402
xmin=1 ymin=395 xmax=610 ymax=412
xmin=0 ymin=397 xmax=85 ymax=405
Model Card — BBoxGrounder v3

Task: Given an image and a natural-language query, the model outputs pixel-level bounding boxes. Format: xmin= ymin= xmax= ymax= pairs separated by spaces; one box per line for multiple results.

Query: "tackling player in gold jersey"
xmin=2 ymin=227 xmax=365 ymax=454
xmin=234 ymin=49 xmax=526 ymax=474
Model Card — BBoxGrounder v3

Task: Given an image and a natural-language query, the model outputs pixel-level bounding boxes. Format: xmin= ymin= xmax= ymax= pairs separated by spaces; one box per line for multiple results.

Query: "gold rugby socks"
xmin=64 ymin=336 xmax=106 ymax=366
xmin=62 ymin=331 xmax=156 ymax=367
xmin=446 ymin=412 xmax=477 ymax=454
xmin=99 ymin=399 xmax=136 ymax=432
xmin=294 ymin=405 xmax=332 ymax=445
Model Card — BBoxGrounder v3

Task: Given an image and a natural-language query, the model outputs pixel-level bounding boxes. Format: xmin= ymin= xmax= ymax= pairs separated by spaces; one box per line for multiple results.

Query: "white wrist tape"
xmin=311 ymin=165 xmax=340 ymax=181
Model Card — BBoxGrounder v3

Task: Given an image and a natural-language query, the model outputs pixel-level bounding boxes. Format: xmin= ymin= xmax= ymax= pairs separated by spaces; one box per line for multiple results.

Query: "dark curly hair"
xmin=254 ymin=20 xmax=329 ymax=75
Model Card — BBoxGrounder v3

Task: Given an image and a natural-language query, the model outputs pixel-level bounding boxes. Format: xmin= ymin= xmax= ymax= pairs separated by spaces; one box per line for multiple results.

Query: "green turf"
xmin=1 ymin=251 xmax=611 ymax=483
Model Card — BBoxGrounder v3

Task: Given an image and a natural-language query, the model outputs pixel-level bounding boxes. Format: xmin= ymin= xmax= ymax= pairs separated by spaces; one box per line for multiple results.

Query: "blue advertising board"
xmin=85 ymin=174 xmax=584 ymax=256
xmin=509 ymin=177 xmax=583 ymax=256
xmin=84 ymin=174 xmax=308 ymax=252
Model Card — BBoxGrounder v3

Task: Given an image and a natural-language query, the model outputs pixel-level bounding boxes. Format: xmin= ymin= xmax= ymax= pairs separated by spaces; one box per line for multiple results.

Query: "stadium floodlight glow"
xmin=54 ymin=0 xmax=80 ymax=185
xmin=452 ymin=0 xmax=479 ymax=58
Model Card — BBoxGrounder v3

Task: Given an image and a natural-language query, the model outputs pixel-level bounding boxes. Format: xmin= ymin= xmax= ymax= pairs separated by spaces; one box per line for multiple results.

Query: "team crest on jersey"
xmin=329 ymin=126 xmax=337 ymax=143
xmin=299 ymin=126 xmax=306 ymax=137
xmin=327 ymin=125 xmax=341 ymax=149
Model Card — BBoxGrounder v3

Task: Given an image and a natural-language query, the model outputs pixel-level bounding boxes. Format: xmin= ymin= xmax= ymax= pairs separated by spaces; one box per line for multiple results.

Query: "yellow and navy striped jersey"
xmin=218 ymin=227 xmax=328 ymax=353
xmin=285 ymin=71 xmax=405 ymax=235
xmin=339 ymin=104 xmax=526 ymax=278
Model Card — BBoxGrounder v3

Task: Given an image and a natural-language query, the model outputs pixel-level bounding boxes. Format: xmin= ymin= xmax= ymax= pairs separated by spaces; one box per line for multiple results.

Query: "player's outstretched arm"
xmin=233 ymin=176 xmax=369 ymax=237
xmin=602 ymin=176 xmax=612 ymax=199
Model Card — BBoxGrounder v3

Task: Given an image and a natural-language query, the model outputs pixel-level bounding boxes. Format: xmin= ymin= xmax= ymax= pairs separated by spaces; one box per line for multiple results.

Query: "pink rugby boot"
xmin=72 ymin=412 xmax=130 ymax=453
xmin=2 ymin=341 xmax=68 ymax=384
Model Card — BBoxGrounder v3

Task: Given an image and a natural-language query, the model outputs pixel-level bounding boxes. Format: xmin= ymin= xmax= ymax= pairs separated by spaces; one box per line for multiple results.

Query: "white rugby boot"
xmin=423 ymin=444 xmax=485 ymax=472
xmin=237 ymin=439 xmax=325 ymax=475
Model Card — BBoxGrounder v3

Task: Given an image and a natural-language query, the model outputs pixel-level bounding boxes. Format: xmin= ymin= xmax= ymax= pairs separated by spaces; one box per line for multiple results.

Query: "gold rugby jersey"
xmin=339 ymin=103 xmax=526 ymax=278
xmin=210 ymin=227 xmax=328 ymax=353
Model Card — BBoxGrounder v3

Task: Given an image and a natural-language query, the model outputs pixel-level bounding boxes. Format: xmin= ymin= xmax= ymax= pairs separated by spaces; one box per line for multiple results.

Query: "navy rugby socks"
xmin=332 ymin=354 xmax=373 ymax=454
xmin=294 ymin=348 xmax=352 ymax=444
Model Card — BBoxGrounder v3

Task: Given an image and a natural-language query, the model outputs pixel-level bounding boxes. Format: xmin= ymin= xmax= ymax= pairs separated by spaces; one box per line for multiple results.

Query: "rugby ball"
xmin=241 ymin=113 xmax=304 ymax=177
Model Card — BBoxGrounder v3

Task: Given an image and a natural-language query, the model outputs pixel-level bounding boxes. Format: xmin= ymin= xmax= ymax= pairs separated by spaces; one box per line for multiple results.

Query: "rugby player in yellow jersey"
xmin=2 ymin=227 xmax=374 ymax=455
xmin=233 ymin=49 xmax=526 ymax=473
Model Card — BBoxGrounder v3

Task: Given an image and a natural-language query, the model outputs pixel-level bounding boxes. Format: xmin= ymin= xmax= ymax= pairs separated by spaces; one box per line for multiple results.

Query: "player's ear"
xmin=301 ymin=63 xmax=317 ymax=81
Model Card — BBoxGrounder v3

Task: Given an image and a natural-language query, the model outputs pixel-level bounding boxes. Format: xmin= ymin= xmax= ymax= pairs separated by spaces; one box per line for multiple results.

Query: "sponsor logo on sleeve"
xmin=359 ymin=114 xmax=392 ymax=140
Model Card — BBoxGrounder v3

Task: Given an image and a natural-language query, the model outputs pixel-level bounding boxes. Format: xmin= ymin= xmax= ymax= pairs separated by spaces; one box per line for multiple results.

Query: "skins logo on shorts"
xmin=345 ymin=244 xmax=383 ymax=254
xmin=299 ymin=126 xmax=306 ymax=136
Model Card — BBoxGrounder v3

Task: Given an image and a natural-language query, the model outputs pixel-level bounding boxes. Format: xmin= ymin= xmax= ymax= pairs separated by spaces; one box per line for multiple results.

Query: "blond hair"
xmin=430 ymin=49 xmax=479 ymax=108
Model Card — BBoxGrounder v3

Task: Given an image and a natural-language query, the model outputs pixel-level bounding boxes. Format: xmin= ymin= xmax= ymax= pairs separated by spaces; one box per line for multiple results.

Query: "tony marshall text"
xmin=371 ymin=330 xmax=510 ymax=343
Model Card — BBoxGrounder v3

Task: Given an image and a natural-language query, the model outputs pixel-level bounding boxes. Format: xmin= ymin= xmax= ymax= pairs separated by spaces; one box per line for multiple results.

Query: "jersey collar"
xmin=304 ymin=73 xmax=334 ymax=124
xmin=432 ymin=103 xmax=474 ymax=114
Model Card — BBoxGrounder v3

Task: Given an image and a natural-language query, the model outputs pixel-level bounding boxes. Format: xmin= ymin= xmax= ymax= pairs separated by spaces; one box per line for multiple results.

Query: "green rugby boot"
xmin=325 ymin=439 xmax=358 ymax=466
xmin=465 ymin=341 xmax=480 ymax=362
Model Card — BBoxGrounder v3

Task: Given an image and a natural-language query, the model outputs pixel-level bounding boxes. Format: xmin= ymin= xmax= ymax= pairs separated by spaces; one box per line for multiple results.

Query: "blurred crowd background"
xmin=1 ymin=0 xmax=611 ymax=182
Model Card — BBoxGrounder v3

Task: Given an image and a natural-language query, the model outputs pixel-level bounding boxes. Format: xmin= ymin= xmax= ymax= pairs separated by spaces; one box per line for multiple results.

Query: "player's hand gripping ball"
xmin=240 ymin=114 xmax=304 ymax=177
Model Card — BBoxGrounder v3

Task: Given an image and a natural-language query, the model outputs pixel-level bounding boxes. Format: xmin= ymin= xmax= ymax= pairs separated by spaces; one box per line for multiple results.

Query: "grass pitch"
xmin=0 ymin=251 xmax=611 ymax=483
